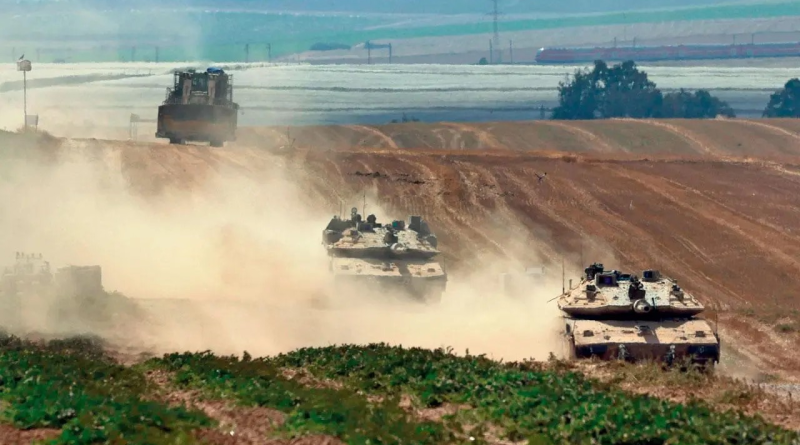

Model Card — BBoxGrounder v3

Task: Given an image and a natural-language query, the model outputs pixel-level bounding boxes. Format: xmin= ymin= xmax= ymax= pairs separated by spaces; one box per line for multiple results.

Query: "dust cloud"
xmin=0 ymin=139 xmax=565 ymax=362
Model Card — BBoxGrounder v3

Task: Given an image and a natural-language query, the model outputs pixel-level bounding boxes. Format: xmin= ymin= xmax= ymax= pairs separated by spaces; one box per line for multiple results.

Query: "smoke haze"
xmin=0 ymin=139 xmax=565 ymax=362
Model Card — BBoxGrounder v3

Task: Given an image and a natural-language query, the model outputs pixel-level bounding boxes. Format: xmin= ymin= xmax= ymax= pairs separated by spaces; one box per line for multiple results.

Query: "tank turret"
xmin=322 ymin=209 xmax=446 ymax=303
xmin=556 ymin=263 xmax=720 ymax=366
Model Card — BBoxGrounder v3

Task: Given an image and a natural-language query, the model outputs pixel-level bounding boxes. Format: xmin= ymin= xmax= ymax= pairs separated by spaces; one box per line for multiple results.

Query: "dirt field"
xmin=9 ymin=118 xmax=800 ymax=382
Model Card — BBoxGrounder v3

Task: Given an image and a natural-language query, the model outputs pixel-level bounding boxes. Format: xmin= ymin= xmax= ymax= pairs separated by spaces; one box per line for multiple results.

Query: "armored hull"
xmin=557 ymin=263 xmax=720 ymax=366
xmin=156 ymin=103 xmax=237 ymax=146
xmin=329 ymin=257 xmax=447 ymax=302
xmin=322 ymin=208 xmax=447 ymax=303
xmin=567 ymin=319 xmax=720 ymax=365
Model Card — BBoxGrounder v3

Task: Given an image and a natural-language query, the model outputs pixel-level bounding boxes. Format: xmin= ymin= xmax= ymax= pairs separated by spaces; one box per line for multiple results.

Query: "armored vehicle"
xmin=322 ymin=207 xmax=447 ymax=303
xmin=557 ymin=263 xmax=720 ymax=366
xmin=0 ymin=253 xmax=53 ymax=298
xmin=156 ymin=67 xmax=239 ymax=147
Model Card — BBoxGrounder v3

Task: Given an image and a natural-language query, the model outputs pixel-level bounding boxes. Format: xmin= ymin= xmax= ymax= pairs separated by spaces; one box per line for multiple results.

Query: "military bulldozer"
xmin=156 ymin=67 xmax=239 ymax=147
xmin=0 ymin=252 xmax=107 ymax=331
xmin=322 ymin=207 xmax=447 ymax=303
xmin=556 ymin=263 xmax=720 ymax=367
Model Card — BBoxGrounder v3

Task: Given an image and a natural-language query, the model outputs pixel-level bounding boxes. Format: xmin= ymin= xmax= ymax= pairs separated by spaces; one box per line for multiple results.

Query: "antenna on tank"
xmin=362 ymin=191 xmax=367 ymax=217
xmin=561 ymin=257 xmax=565 ymax=295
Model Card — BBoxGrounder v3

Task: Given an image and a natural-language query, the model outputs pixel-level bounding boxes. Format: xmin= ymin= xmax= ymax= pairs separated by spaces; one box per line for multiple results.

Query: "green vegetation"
xmin=0 ymin=337 xmax=796 ymax=444
xmin=552 ymin=60 xmax=735 ymax=120
xmin=763 ymin=78 xmax=800 ymax=118
xmin=150 ymin=344 xmax=800 ymax=445
xmin=0 ymin=335 xmax=210 ymax=444
xmin=152 ymin=351 xmax=453 ymax=443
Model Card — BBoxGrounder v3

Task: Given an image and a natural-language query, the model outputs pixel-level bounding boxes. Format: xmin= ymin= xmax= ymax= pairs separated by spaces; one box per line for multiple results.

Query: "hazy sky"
xmin=2 ymin=0 xmax=756 ymax=15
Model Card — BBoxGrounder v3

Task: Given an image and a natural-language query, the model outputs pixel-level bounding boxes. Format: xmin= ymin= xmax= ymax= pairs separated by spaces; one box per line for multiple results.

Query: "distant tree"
xmin=599 ymin=60 xmax=663 ymax=118
xmin=551 ymin=63 xmax=602 ymax=119
xmin=661 ymin=89 xmax=735 ymax=118
xmin=551 ymin=60 xmax=662 ymax=120
xmin=763 ymin=78 xmax=800 ymax=117
xmin=552 ymin=60 xmax=734 ymax=120
xmin=477 ymin=57 xmax=489 ymax=65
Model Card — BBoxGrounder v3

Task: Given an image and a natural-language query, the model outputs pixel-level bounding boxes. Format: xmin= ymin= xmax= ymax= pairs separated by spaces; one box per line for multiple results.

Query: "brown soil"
xmin=0 ymin=424 xmax=60 ymax=445
xmin=42 ymin=118 xmax=800 ymax=381
xmin=233 ymin=118 xmax=800 ymax=159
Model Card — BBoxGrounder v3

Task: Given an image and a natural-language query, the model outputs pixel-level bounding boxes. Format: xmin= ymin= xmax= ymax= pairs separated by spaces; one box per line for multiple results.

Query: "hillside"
xmin=3 ymin=118 xmax=800 ymax=442
xmin=6 ymin=118 xmax=793 ymax=381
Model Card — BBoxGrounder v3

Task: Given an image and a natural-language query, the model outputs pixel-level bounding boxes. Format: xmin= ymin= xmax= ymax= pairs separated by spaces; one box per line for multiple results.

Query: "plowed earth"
xmin=32 ymin=118 xmax=800 ymax=381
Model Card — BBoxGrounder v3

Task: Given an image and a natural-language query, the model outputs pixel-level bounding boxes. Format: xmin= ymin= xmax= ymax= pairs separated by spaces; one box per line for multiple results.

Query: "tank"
xmin=156 ymin=67 xmax=239 ymax=147
xmin=322 ymin=207 xmax=447 ymax=303
xmin=557 ymin=263 xmax=720 ymax=366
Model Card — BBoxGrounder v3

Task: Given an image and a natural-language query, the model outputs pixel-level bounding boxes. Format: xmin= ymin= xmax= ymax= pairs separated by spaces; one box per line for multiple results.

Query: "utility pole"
xmin=17 ymin=58 xmax=31 ymax=129
xmin=389 ymin=43 xmax=393 ymax=64
xmin=131 ymin=46 xmax=136 ymax=62
xmin=489 ymin=39 xmax=493 ymax=64
xmin=367 ymin=42 xmax=372 ymax=64
xmin=245 ymin=43 xmax=250 ymax=63
xmin=155 ymin=46 xmax=160 ymax=63
xmin=509 ymin=40 xmax=513 ymax=64
xmin=491 ymin=0 xmax=502 ymax=63
xmin=267 ymin=43 xmax=272 ymax=62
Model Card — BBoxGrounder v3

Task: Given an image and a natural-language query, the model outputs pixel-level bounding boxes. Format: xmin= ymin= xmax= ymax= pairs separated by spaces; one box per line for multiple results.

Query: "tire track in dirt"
xmin=466 ymin=162 xmax=555 ymax=261
xmin=546 ymin=169 xmax=714 ymax=284
xmin=637 ymin=119 xmax=717 ymax=156
xmin=737 ymin=119 xmax=800 ymax=151
xmin=498 ymin=168 xmax=584 ymax=264
xmin=654 ymin=171 xmax=800 ymax=259
xmin=608 ymin=167 xmax=800 ymax=304
xmin=582 ymin=165 xmax=748 ymax=308
xmin=440 ymin=123 xmax=508 ymax=150
xmin=540 ymin=121 xmax=617 ymax=153
xmin=344 ymin=125 xmax=399 ymax=149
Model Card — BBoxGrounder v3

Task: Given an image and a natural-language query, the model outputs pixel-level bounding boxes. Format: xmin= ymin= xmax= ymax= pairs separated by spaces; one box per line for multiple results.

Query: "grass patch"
xmin=0 ymin=335 xmax=210 ymax=444
xmin=151 ymin=344 xmax=800 ymax=445
xmin=149 ymin=351 xmax=455 ymax=444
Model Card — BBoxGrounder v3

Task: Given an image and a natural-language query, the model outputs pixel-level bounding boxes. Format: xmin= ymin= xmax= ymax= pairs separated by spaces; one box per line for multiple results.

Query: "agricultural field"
xmin=1 ymin=62 xmax=797 ymax=137
xmin=0 ymin=335 xmax=798 ymax=444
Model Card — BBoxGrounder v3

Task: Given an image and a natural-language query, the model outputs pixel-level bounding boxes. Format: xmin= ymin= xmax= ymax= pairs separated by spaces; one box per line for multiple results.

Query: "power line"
xmin=491 ymin=0 xmax=502 ymax=63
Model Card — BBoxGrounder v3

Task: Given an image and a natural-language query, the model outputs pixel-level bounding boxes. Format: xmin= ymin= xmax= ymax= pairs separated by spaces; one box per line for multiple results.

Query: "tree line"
xmin=552 ymin=60 xmax=800 ymax=120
